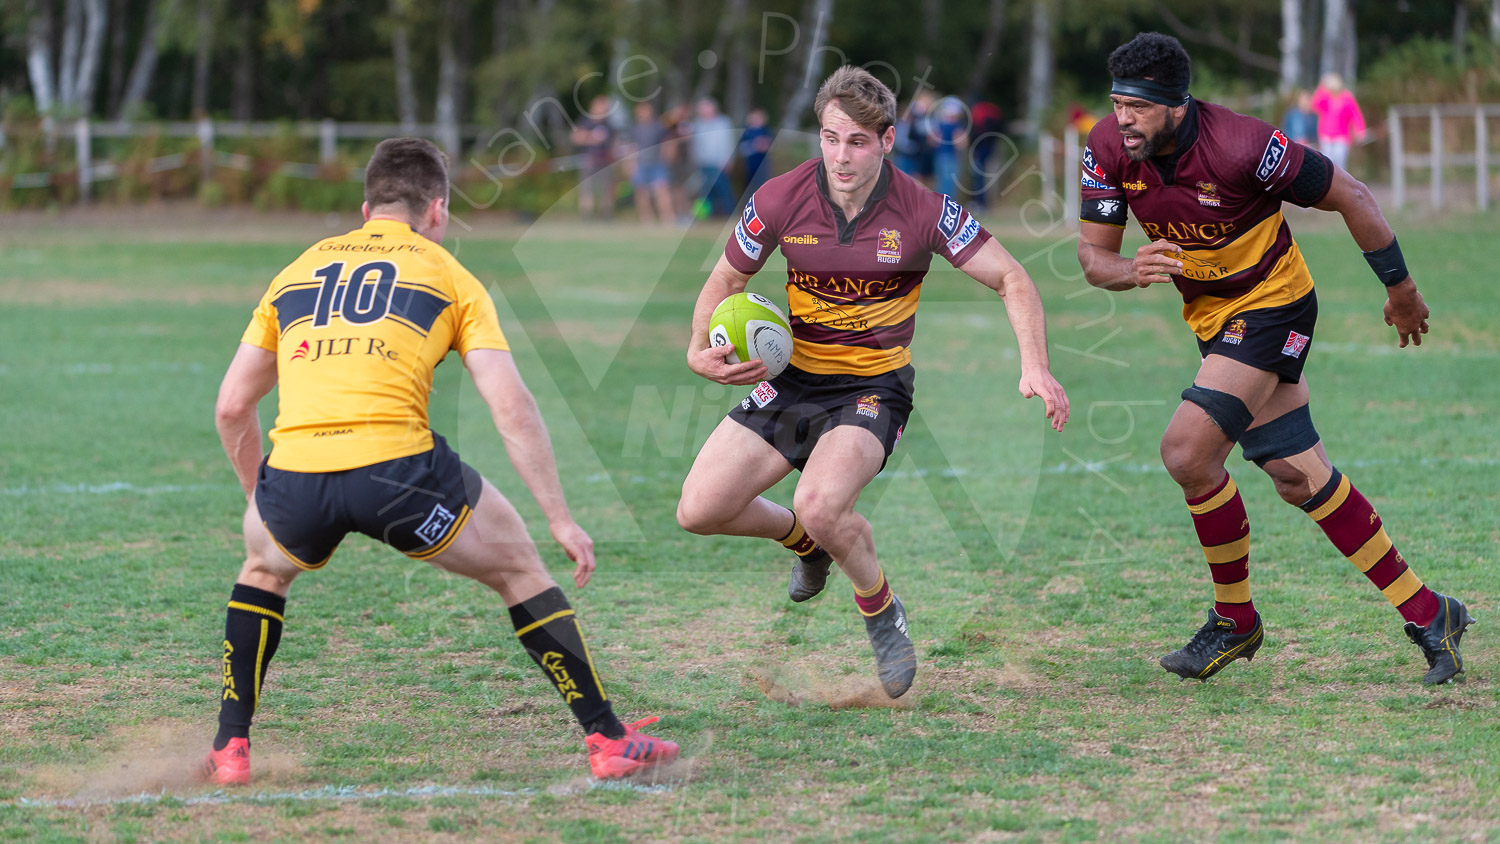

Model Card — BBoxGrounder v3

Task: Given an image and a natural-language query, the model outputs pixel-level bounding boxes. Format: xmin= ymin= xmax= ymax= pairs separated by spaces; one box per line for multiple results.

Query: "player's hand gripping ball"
xmin=709 ymin=292 xmax=794 ymax=378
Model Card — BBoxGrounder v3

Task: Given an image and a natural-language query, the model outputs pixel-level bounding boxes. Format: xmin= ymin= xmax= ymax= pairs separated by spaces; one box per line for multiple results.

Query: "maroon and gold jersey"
xmin=723 ymin=158 xmax=992 ymax=376
xmin=241 ymin=218 xmax=509 ymax=473
xmin=1080 ymin=99 xmax=1333 ymax=339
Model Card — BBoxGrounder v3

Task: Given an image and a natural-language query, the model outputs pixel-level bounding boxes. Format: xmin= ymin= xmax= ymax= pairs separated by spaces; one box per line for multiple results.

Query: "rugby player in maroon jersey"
xmin=1077 ymin=33 xmax=1471 ymax=684
xmin=675 ymin=66 xmax=1069 ymax=698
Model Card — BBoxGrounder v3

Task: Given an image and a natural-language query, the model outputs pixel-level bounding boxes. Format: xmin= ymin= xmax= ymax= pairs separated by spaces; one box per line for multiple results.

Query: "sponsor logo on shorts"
xmin=937 ymin=196 xmax=962 ymax=239
xmin=415 ymin=503 xmax=457 ymax=546
xmin=1256 ymin=129 xmax=1289 ymax=182
xmin=782 ymin=234 xmax=819 ymax=245
xmin=1080 ymin=174 xmax=1110 ymax=190
xmin=1082 ymin=145 xmax=1106 ymax=179
xmin=876 ymin=228 xmax=902 ymax=264
xmin=894 ymin=425 xmax=904 ymax=447
xmin=741 ymin=397 xmax=752 ymax=411
xmin=1281 ymin=329 xmax=1310 ymax=358
xmin=1197 ymin=180 xmax=1221 ymax=207
xmin=735 ymin=220 xmax=763 ymax=261
xmin=856 ymin=394 xmax=881 ymax=419
xmin=945 ymin=215 xmax=981 ymax=256
xmin=742 ymin=196 xmax=766 ymax=236
xmin=751 ymin=381 xmax=778 ymax=408
xmin=1222 ymin=318 xmax=1247 ymax=346
xmin=1122 ymin=180 xmax=1147 ymax=191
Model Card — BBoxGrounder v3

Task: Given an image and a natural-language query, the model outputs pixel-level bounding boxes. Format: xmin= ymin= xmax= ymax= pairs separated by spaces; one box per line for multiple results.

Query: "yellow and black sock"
xmin=509 ymin=586 xmax=624 ymax=739
xmin=214 ymin=583 xmax=285 ymax=751
xmin=779 ymin=511 xmax=832 ymax=564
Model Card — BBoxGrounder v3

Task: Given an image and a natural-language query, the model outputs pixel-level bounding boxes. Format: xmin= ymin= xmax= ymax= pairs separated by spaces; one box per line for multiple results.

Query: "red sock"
xmin=1186 ymin=473 xmax=1256 ymax=633
xmin=1302 ymin=469 xmax=1438 ymax=626
xmin=853 ymin=569 xmax=893 ymax=617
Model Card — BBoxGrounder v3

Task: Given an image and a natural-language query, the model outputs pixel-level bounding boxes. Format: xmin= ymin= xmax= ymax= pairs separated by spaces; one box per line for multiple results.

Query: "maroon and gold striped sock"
xmin=1301 ymin=469 xmax=1438 ymax=626
xmin=1186 ymin=473 xmax=1255 ymax=633
xmin=779 ymin=511 xmax=830 ymax=561
xmin=853 ymin=568 xmax=894 ymax=617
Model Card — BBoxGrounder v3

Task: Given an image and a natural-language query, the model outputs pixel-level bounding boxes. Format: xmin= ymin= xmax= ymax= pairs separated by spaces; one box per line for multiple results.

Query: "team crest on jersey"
xmin=735 ymin=220 xmax=763 ymax=260
xmin=876 ymin=228 xmax=902 ymax=264
xmin=290 ymin=340 xmax=311 ymax=361
xmin=1256 ymin=129 xmax=1290 ymax=182
xmin=1082 ymin=145 xmax=1106 ymax=179
xmin=1222 ymin=319 xmax=1247 ymax=346
xmin=937 ymin=196 xmax=962 ymax=239
xmin=856 ymin=394 xmax=881 ymax=419
xmin=742 ymin=196 xmax=766 ymax=236
xmin=1197 ymin=181 xmax=1221 ymax=207
xmin=1281 ymin=330 xmax=1310 ymax=358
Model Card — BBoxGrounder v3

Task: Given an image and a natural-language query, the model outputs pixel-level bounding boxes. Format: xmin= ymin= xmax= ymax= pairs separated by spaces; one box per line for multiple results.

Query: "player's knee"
xmin=1261 ymin=460 xmax=1315 ymax=505
xmin=675 ymin=495 xmax=721 ymax=536
xmin=791 ymin=488 xmax=841 ymax=542
xmin=1159 ymin=430 xmax=1217 ymax=489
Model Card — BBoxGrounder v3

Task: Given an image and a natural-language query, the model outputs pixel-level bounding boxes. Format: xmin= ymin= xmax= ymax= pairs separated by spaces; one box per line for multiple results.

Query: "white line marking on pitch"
xmin=11 ymin=779 xmax=674 ymax=810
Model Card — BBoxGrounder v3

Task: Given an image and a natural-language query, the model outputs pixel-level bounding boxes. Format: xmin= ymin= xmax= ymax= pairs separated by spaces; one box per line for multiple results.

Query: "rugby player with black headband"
xmin=1075 ymin=33 xmax=1472 ymax=685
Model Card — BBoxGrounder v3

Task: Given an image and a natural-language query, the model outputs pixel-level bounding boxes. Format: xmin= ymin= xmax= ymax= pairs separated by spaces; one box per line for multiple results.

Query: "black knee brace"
xmin=1180 ymin=385 xmax=1254 ymax=442
xmin=1239 ymin=405 xmax=1320 ymax=466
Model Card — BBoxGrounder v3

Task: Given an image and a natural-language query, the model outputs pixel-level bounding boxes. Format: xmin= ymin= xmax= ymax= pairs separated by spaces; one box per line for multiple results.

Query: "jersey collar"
xmin=815 ymin=159 xmax=892 ymax=246
xmin=361 ymin=218 xmax=420 ymax=235
xmin=1149 ymin=98 xmax=1200 ymax=185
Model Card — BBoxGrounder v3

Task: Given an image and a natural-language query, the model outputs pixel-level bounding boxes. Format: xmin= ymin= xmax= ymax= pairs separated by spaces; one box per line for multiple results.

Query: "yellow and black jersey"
xmin=241 ymin=218 xmax=508 ymax=472
xmin=1080 ymin=99 xmax=1335 ymax=340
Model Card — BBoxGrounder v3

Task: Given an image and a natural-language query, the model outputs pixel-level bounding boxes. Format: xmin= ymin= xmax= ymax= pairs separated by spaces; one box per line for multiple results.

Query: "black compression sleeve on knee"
xmin=1181 ymin=385 xmax=1255 ymax=442
xmin=1239 ymin=405 xmax=1320 ymax=466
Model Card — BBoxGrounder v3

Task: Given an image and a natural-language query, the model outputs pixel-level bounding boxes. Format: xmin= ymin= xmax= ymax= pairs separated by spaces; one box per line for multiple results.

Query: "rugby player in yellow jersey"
xmin=201 ymin=138 xmax=676 ymax=785
xmin=1077 ymin=34 xmax=1472 ymax=684
xmin=677 ymin=67 xmax=1069 ymax=698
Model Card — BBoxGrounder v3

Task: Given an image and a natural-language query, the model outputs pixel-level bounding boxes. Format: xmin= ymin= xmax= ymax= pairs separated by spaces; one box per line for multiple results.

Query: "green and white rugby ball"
xmin=709 ymin=292 xmax=794 ymax=378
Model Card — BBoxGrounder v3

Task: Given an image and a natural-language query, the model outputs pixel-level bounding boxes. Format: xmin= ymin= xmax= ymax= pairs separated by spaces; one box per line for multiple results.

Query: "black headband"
xmin=1110 ymin=76 xmax=1190 ymax=107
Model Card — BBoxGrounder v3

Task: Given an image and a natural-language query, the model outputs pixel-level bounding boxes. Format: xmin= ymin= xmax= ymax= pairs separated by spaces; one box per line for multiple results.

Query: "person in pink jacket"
xmin=1311 ymin=73 xmax=1367 ymax=170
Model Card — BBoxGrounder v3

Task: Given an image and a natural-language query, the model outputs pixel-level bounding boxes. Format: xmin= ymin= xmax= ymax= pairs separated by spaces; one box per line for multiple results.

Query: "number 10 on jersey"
xmin=310 ymin=260 xmax=398 ymax=328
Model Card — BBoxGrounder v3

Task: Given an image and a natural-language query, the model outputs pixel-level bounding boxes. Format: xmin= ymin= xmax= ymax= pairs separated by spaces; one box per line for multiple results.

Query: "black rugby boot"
xmin=787 ymin=546 xmax=834 ymax=602
xmin=1405 ymin=592 xmax=1475 ymax=685
xmin=864 ymin=595 xmax=917 ymax=697
xmin=1160 ymin=609 xmax=1264 ymax=680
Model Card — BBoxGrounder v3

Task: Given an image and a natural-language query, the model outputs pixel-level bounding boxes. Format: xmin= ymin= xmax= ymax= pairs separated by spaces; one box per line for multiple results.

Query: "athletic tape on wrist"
xmin=1362 ymin=237 xmax=1409 ymax=288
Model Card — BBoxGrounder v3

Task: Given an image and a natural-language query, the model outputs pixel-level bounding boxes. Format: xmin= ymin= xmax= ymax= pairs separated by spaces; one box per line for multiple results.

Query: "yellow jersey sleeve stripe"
xmin=228 ymin=601 xmax=286 ymax=624
xmin=1381 ymin=569 xmax=1424 ymax=605
xmin=513 ymin=609 xmax=576 ymax=638
xmin=1187 ymin=477 xmax=1239 ymax=515
xmin=1348 ymin=528 xmax=1394 ymax=573
xmin=1203 ymin=536 xmax=1251 ymax=565
xmin=1212 ymin=578 xmax=1252 ymax=604
xmin=1308 ymin=475 xmax=1352 ymax=522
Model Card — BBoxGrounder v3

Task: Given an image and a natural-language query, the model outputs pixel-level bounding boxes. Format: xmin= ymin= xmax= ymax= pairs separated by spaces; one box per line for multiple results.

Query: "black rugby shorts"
xmin=1197 ymin=291 xmax=1318 ymax=384
xmin=727 ymin=364 xmax=915 ymax=472
xmin=255 ymin=433 xmax=482 ymax=569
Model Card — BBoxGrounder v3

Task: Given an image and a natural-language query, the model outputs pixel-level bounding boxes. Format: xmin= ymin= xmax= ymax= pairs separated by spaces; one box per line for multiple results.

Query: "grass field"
xmin=0 ymin=205 xmax=1496 ymax=843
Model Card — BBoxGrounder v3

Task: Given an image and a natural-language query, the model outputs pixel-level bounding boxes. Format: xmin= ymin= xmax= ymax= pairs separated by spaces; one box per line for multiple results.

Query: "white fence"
xmin=1388 ymin=104 xmax=1499 ymax=210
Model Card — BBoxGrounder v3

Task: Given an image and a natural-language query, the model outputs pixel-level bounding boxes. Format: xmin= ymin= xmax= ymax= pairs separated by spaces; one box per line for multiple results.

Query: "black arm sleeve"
xmin=1276 ymin=149 xmax=1334 ymax=207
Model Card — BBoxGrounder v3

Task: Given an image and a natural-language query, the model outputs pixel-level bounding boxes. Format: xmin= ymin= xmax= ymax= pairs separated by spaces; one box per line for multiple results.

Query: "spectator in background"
xmin=630 ymin=101 xmax=674 ymax=225
xmin=932 ymin=96 xmax=968 ymax=199
xmin=571 ymin=95 xmax=617 ymax=219
xmin=689 ymin=97 xmax=737 ymax=217
xmin=894 ymin=90 xmax=935 ymax=187
xmin=968 ymin=99 xmax=1005 ymax=210
xmin=739 ymin=107 xmax=774 ymax=206
xmin=1310 ymin=74 xmax=1366 ymax=171
xmin=1282 ymin=88 xmax=1319 ymax=148
xmin=661 ymin=103 xmax=695 ymax=224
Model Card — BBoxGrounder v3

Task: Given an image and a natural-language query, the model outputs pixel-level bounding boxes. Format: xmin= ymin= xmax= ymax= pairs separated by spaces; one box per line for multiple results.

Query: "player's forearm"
xmin=996 ymin=272 xmax=1054 ymax=373
xmin=1078 ymin=243 xmax=1140 ymax=291
xmin=1318 ymin=173 xmax=1400 ymax=255
xmin=687 ymin=269 xmax=746 ymax=354
xmin=490 ymin=397 xmax=573 ymax=525
xmin=215 ymin=409 xmax=263 ymax=497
